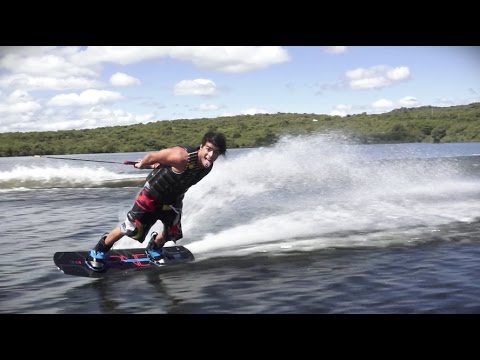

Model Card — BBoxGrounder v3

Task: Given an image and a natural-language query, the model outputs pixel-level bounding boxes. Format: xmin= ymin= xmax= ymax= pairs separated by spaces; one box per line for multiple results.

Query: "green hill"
xmin=1 ymin=102 xmax=479 ymax=157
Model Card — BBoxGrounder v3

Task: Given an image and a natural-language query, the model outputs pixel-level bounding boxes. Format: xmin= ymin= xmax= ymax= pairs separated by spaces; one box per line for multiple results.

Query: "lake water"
xmin=1 ymin=134 xmax=480 ymax=313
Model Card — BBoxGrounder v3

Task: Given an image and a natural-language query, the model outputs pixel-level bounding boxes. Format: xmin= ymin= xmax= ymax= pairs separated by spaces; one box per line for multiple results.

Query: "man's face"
xmin=199 ymin=141 xmax=220 ymax=168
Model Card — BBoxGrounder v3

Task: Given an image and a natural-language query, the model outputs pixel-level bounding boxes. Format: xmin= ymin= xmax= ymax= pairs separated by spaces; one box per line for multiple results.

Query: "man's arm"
xmin=135 ymin=146 xmax=188 ymax=172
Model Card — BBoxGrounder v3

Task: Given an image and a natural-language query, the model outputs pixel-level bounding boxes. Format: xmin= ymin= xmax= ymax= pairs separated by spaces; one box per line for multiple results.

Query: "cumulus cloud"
xmin=346 ymin=65 xmax=411 ymax=90
xmin=0 ymin=46 xmax=288 ymax=93
xmin=0 ymin=105 xmax=154 ymax=133
xmin=0 ymin=74 xmax=101 ymax=91
xmin=241 ymin=107 xmax=269 ymax=115
xmin=172 ymin=46 xmax=290 ymax=73
xmin=387 ymin=67 xmax=410 ymax=81
xmin=174 ymin=79 xmax=217 ymax=96
xmin=86 ymin=106 xmax=154 ymax=126
xmin=35 ymin=107 xmax=154 ymax=131
xmin=0 ymin=100 xmax=41 ymax=114
xmin=330 ymin=104 xmax=353 ymax=117
xmin=323 ymin=46 xmax=347 ymax=54
xmin=70 ymin=46 xmax=289 ymax=73
xmin=398 ymin=96 xmax=419 ymax=107
xmin=196 ymin=104 xmax=219 ymax=111
xmin=330 ymin=96 xmax=420 ymax=116
xmin=372 ymin=98 xmax=395 ymax=109
xmin=47 ymin=89 xmax=124 ymax=107
xmin=0 ymin=47 xmax=101 ymax=92
xmin=0 ymin=49 xmax=97 ymax=78
xmin=110 ymin=72 xmax=140 ymax=86
xmin=0 ymin=90 xmax=41 ymax=116
xmin=6 ymin=89 xmax=33 ymax=103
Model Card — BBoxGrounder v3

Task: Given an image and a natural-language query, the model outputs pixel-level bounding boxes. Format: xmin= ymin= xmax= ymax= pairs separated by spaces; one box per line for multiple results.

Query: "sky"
xmin=0 ymin=46 xmax=479 ymax=133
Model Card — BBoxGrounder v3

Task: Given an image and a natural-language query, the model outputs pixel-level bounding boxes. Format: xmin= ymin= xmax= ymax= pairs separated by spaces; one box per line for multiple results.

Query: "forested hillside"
xmin=1 ymin=102 xmax=479 ymax=156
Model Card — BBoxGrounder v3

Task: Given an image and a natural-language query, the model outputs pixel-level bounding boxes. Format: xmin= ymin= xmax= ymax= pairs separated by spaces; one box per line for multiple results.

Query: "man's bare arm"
xmin=135 ymin=146 xmax=188 ymax=172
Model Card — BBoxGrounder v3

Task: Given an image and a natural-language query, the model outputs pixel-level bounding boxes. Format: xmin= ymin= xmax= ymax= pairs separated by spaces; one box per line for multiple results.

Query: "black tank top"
xmin=145 ymin=145 xmax=212 ymax=204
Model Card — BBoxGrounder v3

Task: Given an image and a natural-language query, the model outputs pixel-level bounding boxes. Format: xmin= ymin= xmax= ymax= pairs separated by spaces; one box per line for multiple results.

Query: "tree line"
xmin=1 ymin=102 xmax=479 ymax=157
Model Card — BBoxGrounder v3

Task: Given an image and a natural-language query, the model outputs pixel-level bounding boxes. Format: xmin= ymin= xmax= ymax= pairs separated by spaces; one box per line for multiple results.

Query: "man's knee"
xmin=120 ymin=212 xmax=146 ymax=242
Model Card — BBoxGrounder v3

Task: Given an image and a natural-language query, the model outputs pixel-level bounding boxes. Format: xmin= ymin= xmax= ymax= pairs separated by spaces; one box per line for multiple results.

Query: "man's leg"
xmin=86 ymin=212 xmax=149 ymax=271
xmin=146 ymin=201 xmax=183 ymax=264
xmin=145 ymin=231 xmax=166 ymax=263
xmin=104 ymin=226 xmax=124 ymax=247
xmin=85 ymin=230 xmax=118 ymax=271
xmin=149 ymin=231 xmax=168 ymax=247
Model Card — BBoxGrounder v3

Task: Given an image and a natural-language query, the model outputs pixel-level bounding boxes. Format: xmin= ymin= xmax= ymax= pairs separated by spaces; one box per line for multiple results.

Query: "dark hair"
xmin=202 ymin=131 xmax=227 ymax=155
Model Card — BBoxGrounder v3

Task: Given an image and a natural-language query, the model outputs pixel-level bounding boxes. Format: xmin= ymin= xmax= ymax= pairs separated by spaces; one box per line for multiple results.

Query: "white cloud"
xmin=329 ymin=96 xmax=423 ymax=117
xmin=38 ymin=108 xmax=148 ymax=131
xmin=0 ymin=100 xmax=41 ymax=114
xmin=387 ymin=66 xmax=410 ymax=81
xmin=70 ymin=46 xmax=169 ymax=66
xmin=47 ymin=89 xmax=124 ymax=107
xmin=86 ymin=106 xmax=154 ymax=126
xmin=196 ymin=104 xmax=219 ymax=111
xmin=330 ymin=104 xmax=352 ymax=117
xmin=0 ymin=105 xmax=154 ymax=132
xmin=0 ymin=47 xmax=101 ymax=92
xmin=0 ymin=90 xmax=41 ymax=116
xmin=0 ymin=74 xmax=102 ymax=91
xmin=372 ymin=98 xmax=395 ymax=109
xmin=323 ymin=46 xmax=347 ymax=54
xmin=0 ymin=49 xmax=97 ymax=78
xmin=241 ymin=107 xmax=269 ymax=115
xmin=174 ymin=79 xmax=217 ymax=96
xmin=71 ymin=46 xmax=289 ymax=73
xmin=171 ymin=46 xmax=290 ymax=73
xmin=110 ymin=72 xmax=141 ymax=86
xmin=334 ymin=104 xmax=352 ymax=111
xmin=346 ymin=65 xmax=411 ymax=90
xmin=398 ymin=96 xmax=419 ymax=107
xmin=6 ymin=89 xmax=33 ymax=103
xmin=0 ymin=46 xmax=59 ymax=57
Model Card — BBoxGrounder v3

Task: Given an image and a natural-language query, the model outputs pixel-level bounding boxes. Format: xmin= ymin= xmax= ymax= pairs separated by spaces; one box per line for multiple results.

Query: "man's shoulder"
xmin=178 ymin=145 xmax=198 ymax=153
xmin=164 ymin=145 xmax=189 ymax=154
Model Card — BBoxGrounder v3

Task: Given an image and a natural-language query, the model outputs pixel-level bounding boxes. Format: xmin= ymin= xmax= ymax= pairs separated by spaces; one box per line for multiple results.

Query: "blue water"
xmin=1 ymin=135 xmax=479 ymax=313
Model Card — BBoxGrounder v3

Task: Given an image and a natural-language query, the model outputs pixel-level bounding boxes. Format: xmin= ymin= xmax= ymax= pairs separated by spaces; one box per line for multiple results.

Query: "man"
xmin=86 ymin=131 xmax=227 ymax=271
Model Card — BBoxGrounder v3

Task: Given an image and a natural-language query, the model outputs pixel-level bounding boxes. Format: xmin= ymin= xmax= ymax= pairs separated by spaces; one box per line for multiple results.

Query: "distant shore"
xmin=1 ymin=102 xmax=479 ymax=157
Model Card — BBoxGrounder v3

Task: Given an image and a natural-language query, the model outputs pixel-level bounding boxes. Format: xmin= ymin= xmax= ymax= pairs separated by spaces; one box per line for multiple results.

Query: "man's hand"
xmin=134 ymin=160 xmax=159 ymax=169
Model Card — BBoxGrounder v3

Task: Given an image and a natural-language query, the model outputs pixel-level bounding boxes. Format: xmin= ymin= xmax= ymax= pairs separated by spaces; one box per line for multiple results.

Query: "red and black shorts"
xmin=120 ymin=187 xmax=183 ymax=243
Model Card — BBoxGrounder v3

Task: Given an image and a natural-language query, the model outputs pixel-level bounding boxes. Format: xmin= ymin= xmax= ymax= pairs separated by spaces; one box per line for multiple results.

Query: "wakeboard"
xmin=53 ymin=246 xmax=194 ymax=278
